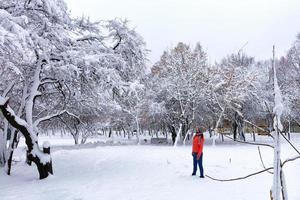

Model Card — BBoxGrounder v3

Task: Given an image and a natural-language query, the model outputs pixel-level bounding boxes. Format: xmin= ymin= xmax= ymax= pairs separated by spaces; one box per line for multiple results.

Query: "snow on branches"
xmin=0 ymin=0 xmax=148 ymax=178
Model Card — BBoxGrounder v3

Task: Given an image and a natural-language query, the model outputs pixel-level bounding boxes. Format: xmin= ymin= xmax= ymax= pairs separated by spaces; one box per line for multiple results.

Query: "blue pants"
xmin=192 ymin=152 xmax=204 ymax=177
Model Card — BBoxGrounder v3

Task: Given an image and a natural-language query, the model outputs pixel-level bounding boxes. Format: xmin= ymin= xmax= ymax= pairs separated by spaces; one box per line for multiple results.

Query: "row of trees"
xmin=0 ymin=0 xmax=300 ymax=179
xmin=204 ymin=47 xmax=300 ymax=200
xmin=149 ymin=39 xmax=300 ymax=145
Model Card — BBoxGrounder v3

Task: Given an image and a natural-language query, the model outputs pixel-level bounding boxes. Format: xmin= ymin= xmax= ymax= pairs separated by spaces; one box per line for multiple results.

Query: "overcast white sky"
xmin=65 ymin=0 xmax=300 ymax=64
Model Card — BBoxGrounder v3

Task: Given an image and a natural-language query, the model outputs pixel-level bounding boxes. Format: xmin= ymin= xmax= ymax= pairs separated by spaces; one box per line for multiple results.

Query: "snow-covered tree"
xmin=271 ymin=46 xmax=285 ymax=200
xmin=0 ymin=0 xmax=149 ymax=178
xmin=152 ymin=42 xmax=209 ymax=146
xmin=284 ymin=33 xmax=300 ymax=125
xmin=0 ymin=0 xmax=80 ymax=178
xmin=209 ymin=52 xmax=261 ymax=143
xmin=106 ymin=19 xmax=149 ymax=142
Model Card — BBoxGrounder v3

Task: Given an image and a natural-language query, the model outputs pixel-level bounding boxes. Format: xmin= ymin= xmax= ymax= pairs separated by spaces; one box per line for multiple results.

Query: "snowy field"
xmin=0 ymin=134 xmax=300 ymax=200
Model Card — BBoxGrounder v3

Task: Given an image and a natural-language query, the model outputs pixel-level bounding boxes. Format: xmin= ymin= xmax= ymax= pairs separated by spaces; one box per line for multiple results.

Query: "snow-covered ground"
xmin=1 ymin=134 xmax=300 ymax=200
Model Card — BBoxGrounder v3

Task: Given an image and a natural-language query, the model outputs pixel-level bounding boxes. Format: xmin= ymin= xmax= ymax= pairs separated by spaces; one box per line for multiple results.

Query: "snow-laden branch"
xmin=33 ymin=110 xmax=68 ymax=127
xmin=3 ymin=82 xmax=15 ymax=97
xmin=0 ymin=96 xmax=35 ymax=141
xmin=76 ymin=35 xmax=106 ymax=48
xmin=0 ymin=96 xmax=9 ymax=105
xmin=40 ymin=78 xmax=59 ymax=86
xmin=0 ymin=96 xmax=53 ymax=179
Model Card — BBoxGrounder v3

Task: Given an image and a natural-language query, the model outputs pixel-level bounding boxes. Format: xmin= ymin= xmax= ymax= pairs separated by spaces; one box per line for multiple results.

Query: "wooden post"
xmin=43 ymin=142 xmax=53 ymax=176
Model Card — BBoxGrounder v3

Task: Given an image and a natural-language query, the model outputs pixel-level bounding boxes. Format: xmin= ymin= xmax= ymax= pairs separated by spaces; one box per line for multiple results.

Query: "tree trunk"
xmin=165 ymin=129 xmax=168 ymax=140
xmin=267 ymin=113 xmax=274 ymax=133
xmin=0 ymin=128 xmax=6 ymax=167
xmin=181 ymin=122 xmax=186 ymax=142
xmin=0 ymin=100 xmax=53 ymax=179
xmin=220 ymin=133 xmax=224 ymax=142
xmin=280 ymin=169 xmax=288 ymax=200
xmin=208 ymin=126 xmax=213 ymax=137
xmin=287 ymin=119 xmax=291 ymax=140
xmin=252 ymin=126 xmax=256 ymax=142
xmin=81 ymin=135 xmax=87 ymax=144
xmin=271 ymin=46 xmax=283 ymax=200
xmin=232 ymin=120 xmax=238 ymax=140
xmin=168 ymin=125 xmax=177 ymax=145
xmin=173 ymin=123 xmax=182 ymax=147
xmin=183 ymin=129 xmax=190 ymax=145
xmin=73 ymin=135 xmax=79 ymax=145
xmin=233 ymin=112 xmax=245 ymax=141
xmin=6 ymin=129 xmax=19 ymax=175
xmin=0 ymin=120 xmax=8 ymax=167
xmin=271 ymin=124 xmax=281 ymax=200
xmin=213 ymin=109 xmax=224 ymax=146
xmin=135 ymin=115 xmax=140 ymax=144
xmin=122 ymin=127 xmax=126 ymax=138
xmin=109 ymin=128 xmax=112 ymax=138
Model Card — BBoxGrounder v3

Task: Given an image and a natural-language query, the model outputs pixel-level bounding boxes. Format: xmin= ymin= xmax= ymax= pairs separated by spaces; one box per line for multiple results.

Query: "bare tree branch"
xmin=206 ymin=155 xmax=300 ymax=182
xmin=243 ymin=119 xmax=274 ymax=139
xmin=33 ymin=110 xmax=67 ymax=127
xmin=3 ymin=82 xmax=16 ymax=97
xmin=223 ymin=135 xmax=274 ymax=148
xmin=282 ymin=155 xmax=300 ymax=166
xmin=40 ymin=78 xmax=59 ymax=86
xmin=258 ymin=146 xmax=273 ymax=174
xmin=206 ymin=167 xmax=273 ymax=182
xmin=279 ymin=131 xmax=300 ymax=155
xmin=113 ymin=32 xmax=122 ymax=50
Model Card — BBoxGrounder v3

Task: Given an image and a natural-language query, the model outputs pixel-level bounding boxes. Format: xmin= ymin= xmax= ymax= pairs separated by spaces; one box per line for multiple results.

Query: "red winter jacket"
xmin=192 ymin=134 xmax=205 ymax=155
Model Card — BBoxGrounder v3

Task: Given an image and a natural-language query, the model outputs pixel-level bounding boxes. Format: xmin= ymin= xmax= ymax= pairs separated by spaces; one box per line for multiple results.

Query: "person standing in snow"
xmin=191 ymin=127 xmax=205 ymax=178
